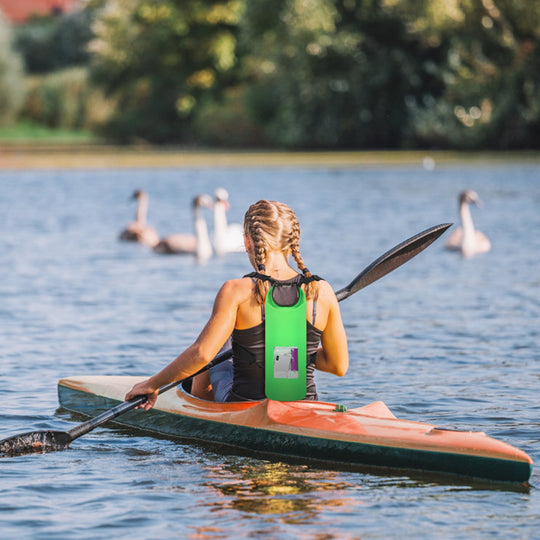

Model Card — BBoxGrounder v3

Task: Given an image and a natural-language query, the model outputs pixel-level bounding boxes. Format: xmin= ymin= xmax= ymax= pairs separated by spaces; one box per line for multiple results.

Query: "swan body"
xmin=445 ymin=190 xmax=491 ymax=257
xmin=153 ymin=194 xmax=213 ymax=261
xmin=119 ymin=190 xmax=160 ymax=247
xmin=213 ymin=188 xmax=245 ymax=255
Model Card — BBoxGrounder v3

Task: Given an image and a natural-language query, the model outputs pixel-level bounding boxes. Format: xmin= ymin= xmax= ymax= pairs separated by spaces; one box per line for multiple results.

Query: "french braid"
xmin=244 ymin=200 xmax=318 ymax=303
xmin=288 ymin=207 xmax=318 ymax=300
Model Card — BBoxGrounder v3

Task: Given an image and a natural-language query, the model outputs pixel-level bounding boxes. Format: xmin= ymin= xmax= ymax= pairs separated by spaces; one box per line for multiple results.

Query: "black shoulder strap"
xmin=243 ymin=272 xmax=324 ymax=286
xmin=244 ymin=271 xmax=275 ymax=284
xmin=245 ymin=271 xmax=322 ymax=319
xmin=300 ymin=274 xmax=323 ymax=284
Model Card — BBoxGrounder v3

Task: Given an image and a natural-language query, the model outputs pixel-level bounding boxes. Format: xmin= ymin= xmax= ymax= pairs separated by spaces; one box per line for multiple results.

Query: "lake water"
xmin=0 ymin=160 xmax=539 ymax=539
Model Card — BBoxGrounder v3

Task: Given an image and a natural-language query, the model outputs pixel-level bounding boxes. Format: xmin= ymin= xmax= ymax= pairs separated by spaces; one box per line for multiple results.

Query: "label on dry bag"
xmin=265 ymin=284 xmax=307 ymax=401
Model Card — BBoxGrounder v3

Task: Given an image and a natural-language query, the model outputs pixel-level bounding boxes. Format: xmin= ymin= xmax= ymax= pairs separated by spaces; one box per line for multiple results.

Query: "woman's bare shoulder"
xmin=316 ymin=279 xmax=339 ymax=304
xmin=218 ymin=277 xmax=254 ymax=303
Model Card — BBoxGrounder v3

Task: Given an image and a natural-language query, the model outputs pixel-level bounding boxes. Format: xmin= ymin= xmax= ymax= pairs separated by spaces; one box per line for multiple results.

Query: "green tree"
xmin=89 ymin=0 xmax=243 ymax=143
xmin=0 ymin=11 xmax=26 ymax=125
xmin=240 ymin=0 xmax=445 ymax=148
xmin=388 ymin=0 xmax=540 ymax=149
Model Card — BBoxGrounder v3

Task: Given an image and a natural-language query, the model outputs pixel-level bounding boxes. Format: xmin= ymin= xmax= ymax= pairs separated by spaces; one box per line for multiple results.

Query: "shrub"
xmin=14 ymin=8 xmax=95 ymax=74
xmin=21 ymin=67 xmax=114 ymax=130
xmin=0 ymin=12 xmax=27 ymax=125
xmin=192 ymin=87 xmax=268 ymax=147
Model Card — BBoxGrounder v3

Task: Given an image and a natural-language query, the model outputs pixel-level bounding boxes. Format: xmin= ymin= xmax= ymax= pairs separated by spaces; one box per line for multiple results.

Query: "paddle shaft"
xmin=66 ymin=349 xmax=232 ymax=441
xmin=67 ymin=222 xmax=451 ymax=442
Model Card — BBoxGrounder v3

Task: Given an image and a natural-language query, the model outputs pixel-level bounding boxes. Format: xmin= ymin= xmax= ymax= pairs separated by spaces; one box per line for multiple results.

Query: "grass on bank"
xmin=0 ymin=121 xmax=100 ymax=144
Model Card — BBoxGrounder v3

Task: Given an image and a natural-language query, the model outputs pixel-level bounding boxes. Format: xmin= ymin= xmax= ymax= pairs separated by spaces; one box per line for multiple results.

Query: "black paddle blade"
xmin=0 ymin=430 xmax=72 ymax=456
xmin=335 ymin=223 xmax=452 ymax=301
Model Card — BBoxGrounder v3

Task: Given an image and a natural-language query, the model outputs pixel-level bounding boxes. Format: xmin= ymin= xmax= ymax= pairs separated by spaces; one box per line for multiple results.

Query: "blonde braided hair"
xmin=244 ymin=200 xmax=318 ymax=303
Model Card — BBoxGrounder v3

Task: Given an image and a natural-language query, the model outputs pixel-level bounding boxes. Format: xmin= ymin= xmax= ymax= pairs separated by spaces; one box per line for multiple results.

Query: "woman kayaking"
xmin=125 ymin=199 xmax=348 ymax=407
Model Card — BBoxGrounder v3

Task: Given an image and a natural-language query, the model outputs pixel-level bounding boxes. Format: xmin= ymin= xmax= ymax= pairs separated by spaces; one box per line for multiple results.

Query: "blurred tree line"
xmin=1 ymin=0 xmax=538 ymax=149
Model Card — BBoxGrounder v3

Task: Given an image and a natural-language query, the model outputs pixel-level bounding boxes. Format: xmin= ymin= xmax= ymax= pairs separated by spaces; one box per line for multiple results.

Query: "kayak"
xmin=57 ymin=375 xmax=533 ymax=483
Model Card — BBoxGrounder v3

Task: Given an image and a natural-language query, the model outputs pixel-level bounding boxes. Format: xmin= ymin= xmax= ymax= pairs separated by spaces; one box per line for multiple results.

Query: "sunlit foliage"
xmin=89 ymin=0 xmax=244 ymax=143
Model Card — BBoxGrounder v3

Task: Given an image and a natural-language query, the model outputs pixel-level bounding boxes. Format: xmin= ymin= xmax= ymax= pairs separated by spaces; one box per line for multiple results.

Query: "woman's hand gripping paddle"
xmin=0 ymin=223 xmax=451 ymax=457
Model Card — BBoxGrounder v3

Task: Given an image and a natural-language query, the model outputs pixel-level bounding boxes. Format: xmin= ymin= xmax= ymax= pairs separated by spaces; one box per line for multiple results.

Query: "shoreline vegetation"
xmin=2 ymin=2 xmax=539 ymax=159
xmin=0 ymin=123 xmax=538 ymax=171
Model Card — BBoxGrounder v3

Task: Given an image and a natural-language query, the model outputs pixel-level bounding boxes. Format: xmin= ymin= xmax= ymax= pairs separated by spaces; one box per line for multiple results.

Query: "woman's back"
xmin=228 ymin=273 xmax=327 ymax=401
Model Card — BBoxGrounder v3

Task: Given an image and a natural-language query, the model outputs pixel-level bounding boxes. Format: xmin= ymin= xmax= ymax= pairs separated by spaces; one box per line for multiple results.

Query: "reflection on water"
xmin=203 ymin=461 xmax=356 ymax=521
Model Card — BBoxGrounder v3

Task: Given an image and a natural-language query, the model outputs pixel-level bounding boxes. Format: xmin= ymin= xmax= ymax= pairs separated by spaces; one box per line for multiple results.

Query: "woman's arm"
xmin=125 ymin=280 xmax=242 ymax=409
xmin=314 ymin=281 xmax=349 ymax=377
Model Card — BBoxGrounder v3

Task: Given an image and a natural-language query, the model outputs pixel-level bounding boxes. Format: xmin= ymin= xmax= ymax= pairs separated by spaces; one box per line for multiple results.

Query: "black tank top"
xmin=229 ymin=274 xmax=323 ymax=401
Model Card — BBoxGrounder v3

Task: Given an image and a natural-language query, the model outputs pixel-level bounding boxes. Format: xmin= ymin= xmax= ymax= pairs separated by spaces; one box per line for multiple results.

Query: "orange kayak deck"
xmin=57 ymin=376 xmax=533 ymax=483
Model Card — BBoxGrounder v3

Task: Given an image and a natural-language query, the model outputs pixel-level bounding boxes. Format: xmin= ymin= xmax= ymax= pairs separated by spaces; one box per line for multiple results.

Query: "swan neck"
xmin=194 ymin=205 xmax=212 ymax=260
xmin=460 ymin=202 xmax=475 ymax=233
xmin=214 ymin=202 xmax=228 ymax=229
xmin=460 ymin=202 xmax=476 ymax=256
xmin=136 ymin=194 xmax=148 ymax=225
xmin=213 ymin=202 xmax=229 ymax=254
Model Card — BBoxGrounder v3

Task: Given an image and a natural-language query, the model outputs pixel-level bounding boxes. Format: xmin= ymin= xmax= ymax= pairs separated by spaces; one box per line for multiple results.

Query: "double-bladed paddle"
xmin=0 ymin=222 xmax=451 ymax=457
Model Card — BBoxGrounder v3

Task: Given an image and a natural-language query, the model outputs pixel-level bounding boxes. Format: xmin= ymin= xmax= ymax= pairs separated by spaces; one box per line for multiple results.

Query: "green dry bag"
xmin=264 ymin=284 xmax=307 ymax=401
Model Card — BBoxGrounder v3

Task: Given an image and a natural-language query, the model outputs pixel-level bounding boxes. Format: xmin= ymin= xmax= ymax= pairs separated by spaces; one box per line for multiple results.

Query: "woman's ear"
xmin=244 ymin=234 xmax=252 ymax=252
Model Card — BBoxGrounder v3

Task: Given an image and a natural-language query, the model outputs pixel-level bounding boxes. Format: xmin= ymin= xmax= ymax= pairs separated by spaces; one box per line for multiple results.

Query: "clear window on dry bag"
xmin=273 ymin=346 xmax=299 ymax=379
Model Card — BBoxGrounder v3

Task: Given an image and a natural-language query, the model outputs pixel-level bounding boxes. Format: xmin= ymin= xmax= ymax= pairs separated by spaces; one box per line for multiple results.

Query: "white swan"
xmin=119 ymin=190 xmax=160 ymax=247
xmin=213 ymin=187 xmax=245 ymax=255
xmin=153 ymin=194 xmax=213 ymax=261
xmin=445 ymin=189 xmax=491 ymax=257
